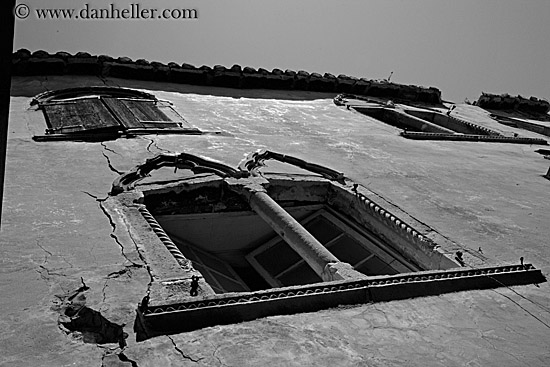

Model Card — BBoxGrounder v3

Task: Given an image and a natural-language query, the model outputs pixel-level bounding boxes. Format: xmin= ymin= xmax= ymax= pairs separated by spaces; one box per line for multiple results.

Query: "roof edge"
xmin=477 ymin=92 xmax=550 ymax=114
xmin=11 ymin=49 xmax=442 ymax=104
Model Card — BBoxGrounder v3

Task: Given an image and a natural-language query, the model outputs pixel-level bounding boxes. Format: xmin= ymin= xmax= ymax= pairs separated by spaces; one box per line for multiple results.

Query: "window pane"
xmin=304 ymin=216 xmax=341 ymax=244
xmin=357 ymin=256 xmax=399 ymax=276
xmin=196 ymin=251 xmax=235 ymax=279
xmin=253 ymin=240 xmax=302 ymax=275
xmin=278 ymin=263 xmax=321 ymax=286
xmin=329 ymin=235 xmax=372 ymax=264
xmin=214 ymin=274 xmax=249 ymax=293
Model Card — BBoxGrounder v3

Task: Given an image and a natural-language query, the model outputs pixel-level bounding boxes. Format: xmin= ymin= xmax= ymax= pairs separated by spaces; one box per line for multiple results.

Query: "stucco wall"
xmin=1 ymin=75 xmax=549 ymax=366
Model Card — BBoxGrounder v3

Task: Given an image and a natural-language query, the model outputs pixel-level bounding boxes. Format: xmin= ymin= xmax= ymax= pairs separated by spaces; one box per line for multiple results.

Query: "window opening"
xmin=116 ymin=150 xmax=451 ymax=295
xmin=247 ymin=208 xmax=417 ymax=288
xmin=152 ymin=188 xmax=423 ymax=293
xmin=171 ymin=234 xmax=251 ymax=294
xmin=335 ymin=94 xmax=547 ymax=145
xmin=155 ymin=205 xmax=328 ymax=293
xmin=107 ymin=150 xmax=545 ymax=335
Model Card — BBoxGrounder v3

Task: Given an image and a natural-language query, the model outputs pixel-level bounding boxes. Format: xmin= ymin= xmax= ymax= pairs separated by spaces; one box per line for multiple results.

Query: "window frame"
xmin=246 ymin=207 xmax=419 ymax=287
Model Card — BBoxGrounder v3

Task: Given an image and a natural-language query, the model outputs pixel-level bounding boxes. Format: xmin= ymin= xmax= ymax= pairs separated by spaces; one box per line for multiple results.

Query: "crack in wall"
xmin=364 ymin=301 xmax=541 ymax=366
xmin=120 ymin=214 xmax=154 ymax=317
xmin=34 ymin=242 xmax=80 ymax=283
xmin=119 ymin=213 xmax=155 ymax=343
xmin=36 ymin=238 xmax=75 ymax=270
xmin=141 ymin=136 xmax=173 ymax=154
xmin=167 ymin=336 xmax=203 ymax=363
xmin=35 ymin=239 xmax=53 ymax=261
xmin=100 ymin=352 xmax=108 ymax=367
xmin=100 ymin=142 xmax=124 ymax=175
xmin=96 ymin=200 xmax=144 ymax=268
xmin=480 ymin=332 xmax=527 ymax=365
xmin=35 ymin=239 xmax=53 ymax=275
xmin=213 ymin=346 xmax=228 ymax=367
xmin=107 ymin=265 xmax=141 ymax=278
xmin=37 ymin=265 xmax=67 ymax=278
xmin=35 ymin=265 xmax=69 ymax=285
xmin=82 ymin=191 xmax=110 ymax=203
xmin=101 ymin=142 xmax=122 ymax=156
xmin=101 ymin=349 xmax=139 ymax=367
xmin=57 ymin=279 xmax=128 ymax=348
xmin=492 ymin=289 xmax=550 ymax=330
xmin=80 ymin=192 xmax=154 ymax=343
xmin=121 ymin=216 xmax=153 ymax=284
xmin=118 ymin=352 xmax=139 ymax=367
xmin=144 ymin=138 xmax=155 ymax=154
xmin=101 ymin=281 xmax=109 ymax=308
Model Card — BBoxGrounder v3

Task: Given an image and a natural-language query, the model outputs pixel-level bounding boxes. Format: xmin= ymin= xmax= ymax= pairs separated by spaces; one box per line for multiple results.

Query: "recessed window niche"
xmin=108 ymin=152 xmax=544 ymax=337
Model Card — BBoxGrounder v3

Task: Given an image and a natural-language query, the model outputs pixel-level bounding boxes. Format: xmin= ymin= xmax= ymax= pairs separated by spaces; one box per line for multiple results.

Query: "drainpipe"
xmin=227 ymin=178 xmax=366 ymax=282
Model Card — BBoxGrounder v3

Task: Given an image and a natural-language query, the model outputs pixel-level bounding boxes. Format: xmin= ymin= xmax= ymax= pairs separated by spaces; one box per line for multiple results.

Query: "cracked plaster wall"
xmin=1 ymin=75 xmax=549 ymax=366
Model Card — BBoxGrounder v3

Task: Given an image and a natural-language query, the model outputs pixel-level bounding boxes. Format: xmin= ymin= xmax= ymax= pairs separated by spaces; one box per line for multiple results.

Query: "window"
xmin=110 ymin=153 xmax=544 ymax=335
xmin=32 ymin=87 xmax=200 ymax=141
xmin=41 ymin=97 xmax=121 ymax=134
xmin=247 ymin=208 xmax=417 ymax=287
xmin=152 ymin=191 xmax=422 ymax=294
xmin=171 ymin=234 xmax=251 ymax=294
xmin=336 ymin=94 xmax=547 ymax=145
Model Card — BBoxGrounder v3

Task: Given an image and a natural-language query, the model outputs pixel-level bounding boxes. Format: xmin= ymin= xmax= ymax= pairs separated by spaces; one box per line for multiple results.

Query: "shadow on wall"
xmin=60 ymin=305 xmax=127 ymax=347
xmin=10 ymin=75 xmax=338 ymax=101
xmin=56 ymin=287 xmax=128 ymax=348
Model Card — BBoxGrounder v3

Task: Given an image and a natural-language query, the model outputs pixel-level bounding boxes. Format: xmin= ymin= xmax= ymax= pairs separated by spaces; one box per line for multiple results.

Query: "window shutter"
xmin=35 ymin=88 xmax=191 ymax=141
xmin=103 ymin=98 xmax=181 ymax=129
xmin=41 ymin=98 xmax=120 ymax=133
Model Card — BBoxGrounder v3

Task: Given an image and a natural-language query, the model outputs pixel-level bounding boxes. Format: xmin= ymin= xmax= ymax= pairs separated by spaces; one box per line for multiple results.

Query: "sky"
xmin=12 ymin=0 xmax=550 ymax=103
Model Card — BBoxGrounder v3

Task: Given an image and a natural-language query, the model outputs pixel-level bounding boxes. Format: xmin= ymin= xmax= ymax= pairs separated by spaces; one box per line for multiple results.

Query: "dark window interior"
xmin=247 ymin=209 xmax=410 ymax=288
xmin=161 ymin=207 xmax=418 ymax=293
